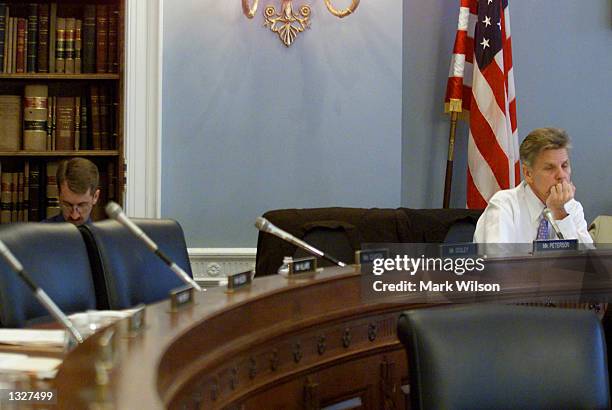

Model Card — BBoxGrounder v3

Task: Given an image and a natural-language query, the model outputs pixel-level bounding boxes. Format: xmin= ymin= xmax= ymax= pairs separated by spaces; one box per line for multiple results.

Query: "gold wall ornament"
xmin=242 ymin=0 xmax=259 ymax=19
xmin=264 ymin=1 xmax=311 ymax=47
xmin=324 ymin=0 xmax=360 ymax=18
xmin=242 ymin=0 xmax=360 ymax=47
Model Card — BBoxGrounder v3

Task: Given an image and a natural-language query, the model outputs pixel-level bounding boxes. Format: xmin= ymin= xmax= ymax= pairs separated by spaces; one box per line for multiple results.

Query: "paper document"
xmin=0 ymin=329 xmax=66 ymax=347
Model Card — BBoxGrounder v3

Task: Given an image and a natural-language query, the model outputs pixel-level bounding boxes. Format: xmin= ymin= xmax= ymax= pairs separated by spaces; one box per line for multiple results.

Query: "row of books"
xmin=0 ymin=160 xmax=115 ymax=223
xmin=0 ymin=84 xmax=118 ymax=152
xmin=0 ymin=3 xmax=119 ymax=74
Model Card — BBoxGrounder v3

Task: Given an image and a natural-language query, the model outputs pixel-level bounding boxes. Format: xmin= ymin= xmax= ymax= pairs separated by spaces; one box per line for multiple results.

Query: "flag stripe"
xmin=445 ymin=0 xmax=519 ymax=208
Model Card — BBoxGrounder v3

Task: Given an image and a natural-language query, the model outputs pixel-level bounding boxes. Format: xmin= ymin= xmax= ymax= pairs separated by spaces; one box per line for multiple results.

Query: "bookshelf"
xmin=0 ymin=0 xmax=125 ymax=223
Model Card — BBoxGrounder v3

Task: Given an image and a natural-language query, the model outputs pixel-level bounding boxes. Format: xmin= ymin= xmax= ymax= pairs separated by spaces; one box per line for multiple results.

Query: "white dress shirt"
xmin=473 ymin=181 xmax=593 ymax=244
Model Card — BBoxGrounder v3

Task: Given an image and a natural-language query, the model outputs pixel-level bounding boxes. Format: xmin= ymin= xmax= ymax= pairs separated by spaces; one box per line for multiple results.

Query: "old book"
xmin=107 ymin=162 xmax=115 ymax=201
xmin=27 ymin=161 xmax=40 ymax=221
xmin=10 ymin=16 xmax=16 ymax=73
xmin=51 ymin=95 xmax=56 ymax=150
xmin=99 ymin=88 xmax=109 ymax=149
xmin=46 ymin=94 xmax=53 ymax=149
xmin=55 ymin=96 xmax=74 ymax=150
xmin=15 ymin=17 xmax=25 ymax=73
xmin=0 ymin=95 xmax=21 ymax=151
xmin=10 ymin=171 xmax=17 ymax=222
xmin=22 ymin=161 xmax=28 ymax=222
xmin=74 ymin=19 xmax=81 ymax=73
xmin=64 ymin=17 xmax=74 ymax=73
xmin=4 ymin=13 xmax=11 ymax=73
xmin=48 ymin=3 xmax=56 ymax=73
xmin=36 ymin=3 xmax=49 ymax=73
xmin=108 ymin=5 xmax=118 ymax=73
xmin=74 ymin=95 xmax=80 ymax=150
xmin=26 ymin=3 xmax=37 ymax=72
xmin=0 ymin=3 xmax=7 ymax=72
xmin=82 ymin=4 xmax=95 ymax=73
xmin=54 ymin=17 xmax=64 ymax=73
xmin=0 ymin=171 xmax=10 ymax=223
xmin=80 ymin=93 xmax=88 ymax=149
xmin=95 ymin=4 xmax=108 ymax=73
xmin=90 ymin=85 xmax=100 ymax=149
xmin=23 ymin=84 xmax=48 ymax=151
xmin=45 ymin=161 xmax=59 ymax=218
xmin=17 ymin=171 xmax=23 ymax=221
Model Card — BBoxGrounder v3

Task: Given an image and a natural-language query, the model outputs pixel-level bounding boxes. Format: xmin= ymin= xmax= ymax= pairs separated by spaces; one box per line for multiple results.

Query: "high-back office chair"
xmin=398 ymin=304 xmax=610 ymax=410
xmin=0 ymin=223 xmax=97 ymax=327
xmin=80 ymin=218 xmax=193 ymax=309
xmin=443 ymin=218 xmax=477 ymax=243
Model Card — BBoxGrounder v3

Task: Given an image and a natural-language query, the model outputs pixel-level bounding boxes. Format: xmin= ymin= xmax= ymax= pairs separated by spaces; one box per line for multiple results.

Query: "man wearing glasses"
xmin=43 ymin=158 xmax=100 ymax=226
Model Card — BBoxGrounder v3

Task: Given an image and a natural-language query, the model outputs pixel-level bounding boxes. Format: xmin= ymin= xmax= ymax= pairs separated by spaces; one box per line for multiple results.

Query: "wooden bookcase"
xmin=0 ymin=0 xmax=124 ymax=223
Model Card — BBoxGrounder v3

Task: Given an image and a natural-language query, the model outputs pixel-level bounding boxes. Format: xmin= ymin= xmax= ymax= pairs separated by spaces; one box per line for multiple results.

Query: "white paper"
xmin=0 ymin=329 xmax=66 ymax=347
xmin=0 ymin=353 xmax=61 ymax=379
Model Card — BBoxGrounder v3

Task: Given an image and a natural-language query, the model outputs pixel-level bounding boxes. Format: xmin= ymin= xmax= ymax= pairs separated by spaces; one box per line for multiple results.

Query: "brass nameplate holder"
xmin=169 ymin=285 xmax=195 ymax=312
xmin=126 ymin=304 xmax=146 ymax=335
xmin=288 ymin=256 xmax=317 ymax=276
xmin=226 ymin=270 xmax=253 ymax=293
xmin=355 ymin=248 xmax=389 ymax=266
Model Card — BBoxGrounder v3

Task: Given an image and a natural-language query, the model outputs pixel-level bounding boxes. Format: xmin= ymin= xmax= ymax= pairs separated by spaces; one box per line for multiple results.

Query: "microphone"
xmin=105 ymin=202 xmax=204 ymax=292
xmin=255 ymin=217 xmax=346 ymax=267
xmin=543 ymin=208 xmax=564 ymax=240
xmin=0 ymin=240 xmax=83 ymax=344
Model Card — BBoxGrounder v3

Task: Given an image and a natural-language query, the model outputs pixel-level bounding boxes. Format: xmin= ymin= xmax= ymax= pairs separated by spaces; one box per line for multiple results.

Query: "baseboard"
xmin=188 ymin=248 xmax=257 ymax=282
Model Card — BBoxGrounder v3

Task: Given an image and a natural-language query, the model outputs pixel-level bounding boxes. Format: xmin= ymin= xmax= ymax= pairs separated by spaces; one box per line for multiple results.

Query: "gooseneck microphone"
xmin=255 ymin=217 xmax=346 ymax=267
xmin=543 ymin=208 xmax=564 ymax=240
xmin=105 ymin=202 xmax=204 ymax=292
xmin=0 ymin=240 xmax=83 ymax=344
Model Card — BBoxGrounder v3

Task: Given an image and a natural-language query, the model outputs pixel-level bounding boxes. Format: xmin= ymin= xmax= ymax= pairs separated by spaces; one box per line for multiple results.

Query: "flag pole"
xmin=443 ymin=99 xmax=462 ymax=208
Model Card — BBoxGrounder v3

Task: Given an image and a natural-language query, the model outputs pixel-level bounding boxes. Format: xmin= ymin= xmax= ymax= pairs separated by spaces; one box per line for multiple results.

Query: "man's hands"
xmin=546 ymin=181 xmax=575 ymax=219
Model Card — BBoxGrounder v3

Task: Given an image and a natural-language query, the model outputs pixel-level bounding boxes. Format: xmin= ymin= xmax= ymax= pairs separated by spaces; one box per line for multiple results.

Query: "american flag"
xmin=445 ymin=0 xmax=519 ymax=209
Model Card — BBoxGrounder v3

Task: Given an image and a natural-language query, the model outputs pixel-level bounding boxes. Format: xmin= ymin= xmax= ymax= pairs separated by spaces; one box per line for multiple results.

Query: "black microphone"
xmin=105 ymin=202 xmax=204 ymax=292
xmin=0 ymin=240 xmax=83 ymax=344
xmin=543 ymin=208 xmax=564 ymax=239
xmin=255 ymin=217 xmax=346 ymax=267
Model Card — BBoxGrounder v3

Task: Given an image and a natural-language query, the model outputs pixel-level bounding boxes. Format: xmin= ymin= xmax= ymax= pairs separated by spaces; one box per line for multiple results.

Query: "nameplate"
xmin=288 ymin=256 xmax=317 ymax=275
xmin=440 ymin=243 xmax=478 ymax=258
xmin=227 ymin=270 xmax=253 ymax=291
xmin=355 ymin=248 xmax=389 ymax=265
xmin=169 ymin=285 xmax=194 ymax=311
xmin=127 ymin=304 xmax=146 ymax=334
xmin=533 ymin=239 xmax=579 ymax=253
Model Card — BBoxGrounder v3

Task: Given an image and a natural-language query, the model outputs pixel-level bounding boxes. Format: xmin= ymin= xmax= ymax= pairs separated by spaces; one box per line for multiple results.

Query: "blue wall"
xmin=402 ymin=0 xmax=612 ymax=221
xmin=162 ymin=0 xmax=402 ymax=247
xmin=163 ymin=0 xmax=611 ymax=247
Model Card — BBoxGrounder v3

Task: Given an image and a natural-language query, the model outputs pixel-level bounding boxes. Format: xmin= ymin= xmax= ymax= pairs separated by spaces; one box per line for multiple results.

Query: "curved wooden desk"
xmin=53 ymin=251 xmax=612 ymax=409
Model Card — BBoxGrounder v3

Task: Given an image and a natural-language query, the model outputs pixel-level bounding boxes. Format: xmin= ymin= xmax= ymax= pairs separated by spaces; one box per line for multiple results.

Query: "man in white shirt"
xmin=473 ymin=128 xmax=593 ymax=244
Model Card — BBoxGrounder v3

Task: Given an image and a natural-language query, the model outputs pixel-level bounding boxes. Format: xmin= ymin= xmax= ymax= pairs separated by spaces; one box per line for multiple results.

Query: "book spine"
xmin=10 ymin=172 xmax=17 ymax=222
xmin=0 ymin=95 xmax=22 ymax=151
xmin=55 ymin=96 xmax=74 ymax=150
xmin=16 ymin=18 xmax=25 ymax=73
xmin=17 ymin=172 xmax=23 ymax=221
xmin=45 ymin=161 xmax=59 ymax=218
xmin=90 ymin=85 xmax=100 ymax=149
xmin=0 ymin=3 xmax=6 ymax=72
xmin=74 ymin=19 xmax=81 ymax=73
xmin=64 ymin=17 xmax=74 ymax=74
xmin=26 ymin=3 xmax=37 ymax=72
xmin=36 ymin=3 xmax=49 ymax=73
xmin=3 ymin=11 xmax=11 ymax=73
xmin=74 ymin=95 xmax=80 ymax=150
xmin=0 ymin=172 xmax=10 ymax=223
xmin=99 ymin=88 xmax=109 ymax=149
xmin=51 ymin=95 xmax=56 ymax=150
xmin=23 ymin=84 xmax=48 ymax=151
xmin=82 ymin=4 xmax=95 ymax=73
xmin=28 ymin=161 xmax=40 ymax=221
xmin=11 ymin=16 xmax=16 ymax=73
xmin=55 ymin=17 xmax=64 ymax=73
xmin=48 ymin=3 xmax=56 ymax=73
xmin=80 ymin=94 xmax=88 ymax=150
xmin=22 ymin=162 xmax=29 ymax=222
xmin=46 ymin=95 xmax=53 ymax=150
xmin=108 ymin=5 xmax=118 ymax=73
xmin=95 ymin=4 xmax=108 ymax=73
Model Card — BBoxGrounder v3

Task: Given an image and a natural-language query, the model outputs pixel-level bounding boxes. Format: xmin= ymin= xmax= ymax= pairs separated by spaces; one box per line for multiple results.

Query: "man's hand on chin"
xmin=545 ymin=181 xmax=575 ymax=220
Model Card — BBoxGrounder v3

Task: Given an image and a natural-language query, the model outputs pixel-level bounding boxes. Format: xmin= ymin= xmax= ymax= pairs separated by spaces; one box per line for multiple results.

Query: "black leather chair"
xmin=79 ymin=218 xmax=193 ymax=309
xmin=398 ymin=304 xmax=610 ymax=410
xmin=443 ymin=217 xmax=477 ymax=243
xmin=0 ymin=223 xmax=97 ymax=327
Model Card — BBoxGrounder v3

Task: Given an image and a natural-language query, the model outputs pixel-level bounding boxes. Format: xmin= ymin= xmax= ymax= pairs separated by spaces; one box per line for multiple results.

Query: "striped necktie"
xmin=536 ymin=216 xmax=550 ymax=240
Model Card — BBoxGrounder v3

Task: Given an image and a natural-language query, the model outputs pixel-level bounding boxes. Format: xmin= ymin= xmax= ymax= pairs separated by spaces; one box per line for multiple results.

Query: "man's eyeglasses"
xmin=60 ymin=201 xmax=93 ymax=214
